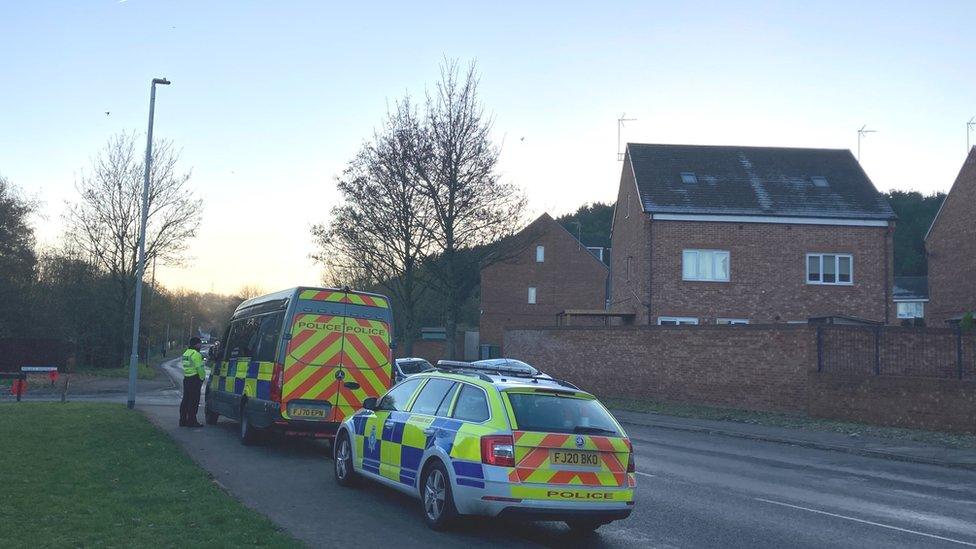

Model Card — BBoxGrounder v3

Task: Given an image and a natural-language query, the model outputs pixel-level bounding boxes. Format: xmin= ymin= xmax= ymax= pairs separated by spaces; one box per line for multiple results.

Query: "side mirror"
xmin=362 ymin=397 xmax=377 ymax=411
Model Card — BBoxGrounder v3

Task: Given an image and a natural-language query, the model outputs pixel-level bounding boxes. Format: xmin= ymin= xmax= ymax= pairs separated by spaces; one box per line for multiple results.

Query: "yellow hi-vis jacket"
xmin=182 ymin=348 xmax=205 ymax=379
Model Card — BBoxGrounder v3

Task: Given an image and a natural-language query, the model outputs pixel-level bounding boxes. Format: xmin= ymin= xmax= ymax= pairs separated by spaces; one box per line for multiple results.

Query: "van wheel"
xmin=566 ymin=519 xmax=604 ymax=534
xmin=421 ymin=460 xmax=457 ymax=530
xmin=239 ymin=404 xmax=260 ymax=446
xmin=334 ymin=431 xmax=358 ymax=487
xmin=204 ymin=394 xmax=219 ymax=425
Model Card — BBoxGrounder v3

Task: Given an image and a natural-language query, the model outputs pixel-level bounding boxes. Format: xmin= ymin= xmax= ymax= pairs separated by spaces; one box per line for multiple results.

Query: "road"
xmin=141 ymin=377 xmax=976 ymax=549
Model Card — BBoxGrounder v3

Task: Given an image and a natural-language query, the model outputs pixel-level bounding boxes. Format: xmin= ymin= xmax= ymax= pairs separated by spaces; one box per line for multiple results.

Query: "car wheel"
xmin=334 ymin=431 xmax=358 ymax=487
xmin=239 ymin=404 xmax=259 ymax=446
xmin=421 ymin=460 xmax=457 ymax=530
xmin=566 ymin=519 xmax=604 ymax=534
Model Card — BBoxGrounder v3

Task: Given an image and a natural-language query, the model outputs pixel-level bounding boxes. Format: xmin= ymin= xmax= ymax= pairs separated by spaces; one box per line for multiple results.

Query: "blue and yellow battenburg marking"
xmin=210 ymin=358 xmax=274 ymax=400
xmin=350 ymin=411 xmax=494 ymax=489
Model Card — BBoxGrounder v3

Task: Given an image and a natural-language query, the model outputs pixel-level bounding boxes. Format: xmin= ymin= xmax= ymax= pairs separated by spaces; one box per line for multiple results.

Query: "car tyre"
xmin=239 ymin=403 xmax=260 ymax=446
xmin=421 ymin=460 xmax=457 ymax=530
xmin=333 ymin=431 xmax=358 ymax=487
xmin=566 ymin=519 xmax=604 ymax=534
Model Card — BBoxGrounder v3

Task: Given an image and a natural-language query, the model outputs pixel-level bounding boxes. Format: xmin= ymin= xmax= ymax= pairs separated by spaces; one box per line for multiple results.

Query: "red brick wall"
xmin=926 ymin=149 xmax=976 ymax=325
xmin=649 ymin=220 xmax=893 ymax=324
xmin=506 ymin=325 xmax=815 ymax=412
xmin=505 ymin=325 xmax=976 ymax=432
xmin=480 ymin=214 xmax=608 ymax=352
xmin=809 ymin=374 xmax=976 ymax=433
xmin=609 ymin=154 xmax=652 ymax=324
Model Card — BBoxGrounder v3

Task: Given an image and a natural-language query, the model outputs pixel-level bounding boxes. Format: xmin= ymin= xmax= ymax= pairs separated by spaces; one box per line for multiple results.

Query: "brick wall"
xmin=480 ymin=214 xmax=608 ymax=352
xmin=926 ymin=149 xmax=976 ymax=325
xmin=505 ymin=325 xmax=976 ymax=432
xmin=649 ymin=221 xmax=893 ymax=324
xmin=809 ymin=374 xmax=976 ymax=433
xmin=506 ymin=325 xmax=814 ymax=412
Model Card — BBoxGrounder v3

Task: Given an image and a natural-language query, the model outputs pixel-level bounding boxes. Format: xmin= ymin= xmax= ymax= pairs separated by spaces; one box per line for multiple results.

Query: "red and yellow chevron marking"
xmin=506 ymin=431 xmax=630 ymax=487
xmin=299 ymin=289 xmax=389 ymax=309
xmin=331 ymin=318 xmax=392 ymax=422
xmin=282 ymin=314 xmax=345 ymax=416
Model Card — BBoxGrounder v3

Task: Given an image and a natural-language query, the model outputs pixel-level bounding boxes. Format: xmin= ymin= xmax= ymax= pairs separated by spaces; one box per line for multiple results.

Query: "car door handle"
xmin=384 ymin=420 xmax=395 ymax=427
xmin=423 ymin=428 xmax=437 ymax=436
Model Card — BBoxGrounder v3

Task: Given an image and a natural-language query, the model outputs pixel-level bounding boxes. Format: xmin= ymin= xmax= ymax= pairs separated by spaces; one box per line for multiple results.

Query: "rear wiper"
xmin=573 ymin=426 xmax=617 ymax=435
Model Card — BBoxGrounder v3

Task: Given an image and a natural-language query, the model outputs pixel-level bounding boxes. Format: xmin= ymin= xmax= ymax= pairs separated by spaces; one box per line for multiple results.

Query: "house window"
xmin=682 ymin=250 xmax=730 ymax=282
xmin=527 ymin=287 xmax=537 ymax=304
xmin=806 ymin=254 xmax=853 ymax=285
xmin=658 ymin=317 xmax=699 ymax=325
xmin=716 ymin=318 xmax=749 ymax=325
xmin=536 ymin=245 xmax=545 ymax=262
xmin=896 ymin=302 xmax=925 ymax=319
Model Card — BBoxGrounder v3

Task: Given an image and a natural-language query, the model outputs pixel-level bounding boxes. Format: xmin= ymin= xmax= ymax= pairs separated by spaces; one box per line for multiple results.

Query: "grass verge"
xmin=603 ymin=396 xmax=976 ymax=450
xmin=72 ymin=352 xmax=172 ymax=381
xmin=0 ymin=402 xmax=301 ymax=547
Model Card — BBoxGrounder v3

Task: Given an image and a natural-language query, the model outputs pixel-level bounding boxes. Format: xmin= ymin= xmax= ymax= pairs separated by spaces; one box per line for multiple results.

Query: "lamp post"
xmin=127 ymin=77 xmax=171 ymax=409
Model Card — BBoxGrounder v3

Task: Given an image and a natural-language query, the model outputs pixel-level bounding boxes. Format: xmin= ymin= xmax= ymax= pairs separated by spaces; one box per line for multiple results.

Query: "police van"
xmin=205 ymin=287 xmax=394 ymax=445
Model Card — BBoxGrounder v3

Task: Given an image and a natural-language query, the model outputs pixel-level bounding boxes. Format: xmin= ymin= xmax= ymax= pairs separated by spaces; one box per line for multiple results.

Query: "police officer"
xmin=179 ymin=337 xmax=206 ymax=427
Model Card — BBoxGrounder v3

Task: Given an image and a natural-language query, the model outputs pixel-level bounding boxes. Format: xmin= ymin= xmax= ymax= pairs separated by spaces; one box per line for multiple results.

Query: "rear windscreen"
xmin=506 ymin=392 xmax=620 ymax=436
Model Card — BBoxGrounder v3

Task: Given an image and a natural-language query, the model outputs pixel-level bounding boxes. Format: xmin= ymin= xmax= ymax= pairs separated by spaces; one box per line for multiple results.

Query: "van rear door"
xmin=330 ymin=315 xmax=392 ymax=423
xmin=281 ymin=312 xmax=346 ymax=421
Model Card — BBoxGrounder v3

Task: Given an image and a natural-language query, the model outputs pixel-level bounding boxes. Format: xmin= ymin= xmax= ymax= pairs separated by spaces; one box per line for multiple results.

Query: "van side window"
xmin=254 ymin=313 xmax=284 ymax=362
xmin=452 ymin=385 xmax=490 ymax=422
xmin=227 ymin=316 xmax=261 ymax=358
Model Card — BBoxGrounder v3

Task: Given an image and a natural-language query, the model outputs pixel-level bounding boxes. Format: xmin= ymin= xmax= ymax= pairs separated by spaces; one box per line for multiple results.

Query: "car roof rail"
xmin=436 ymin=358 xmax=541 ymax=378
xmin=432 ymin=366 xmax=493 ymax=383
xmin=551 ymin=378 xmax=580 ymax=390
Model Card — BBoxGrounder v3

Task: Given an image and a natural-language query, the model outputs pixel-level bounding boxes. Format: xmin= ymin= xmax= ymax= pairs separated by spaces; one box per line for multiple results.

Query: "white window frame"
xmin=658 ymin=316 xmax=699 ymax=325
xmin=682 ymin=249 xmax=730 ymax=282
xmin=716 ymin=318 xmax=749 ymax=325
xmin=527 ymin=287 xmax=537 ymax=304
xmin=806 ymin=253 xmax=853 ymax=285
xmin=536 ymin=245 xmax=544 ymax=263
xmin=896 ymin=301 xmax=925 ymax=319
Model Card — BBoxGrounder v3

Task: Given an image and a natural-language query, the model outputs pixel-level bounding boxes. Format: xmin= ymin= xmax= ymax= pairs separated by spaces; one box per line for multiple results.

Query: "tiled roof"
xmin=627 ymin=143 xmax=896 ymax=220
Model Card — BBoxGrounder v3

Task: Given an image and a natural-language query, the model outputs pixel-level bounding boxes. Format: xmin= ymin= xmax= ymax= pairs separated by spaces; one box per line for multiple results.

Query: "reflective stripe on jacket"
xmin=182 ymin=348 xmax=205 ymax=379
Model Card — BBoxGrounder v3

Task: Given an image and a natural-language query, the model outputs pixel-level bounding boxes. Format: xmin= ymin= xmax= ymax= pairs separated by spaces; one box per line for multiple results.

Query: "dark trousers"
xmin=180 ymin=376 xmax=203 ymax=425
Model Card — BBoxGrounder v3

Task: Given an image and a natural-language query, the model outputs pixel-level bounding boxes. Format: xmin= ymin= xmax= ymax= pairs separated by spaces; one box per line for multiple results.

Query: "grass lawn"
xmin=72 ymin=352 xmax=173 ymax=381
xmin=604 ymin=396 xmax=976 ymax=450
xmin=0 ymin=403 xmax=300 ymax=548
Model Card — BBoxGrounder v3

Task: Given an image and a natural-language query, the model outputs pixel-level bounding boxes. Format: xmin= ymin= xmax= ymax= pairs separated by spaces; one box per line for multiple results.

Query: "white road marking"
xmin=755 ymin=498 xmax=976 ymax=547
xmin=636 ymin=471 xmax=656 ymax=478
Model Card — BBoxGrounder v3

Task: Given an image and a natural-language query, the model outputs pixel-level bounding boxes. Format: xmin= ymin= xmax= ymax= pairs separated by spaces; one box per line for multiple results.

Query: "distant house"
xmin=925 ymin=148 xmax=976 ymax=325
xmin=893 ymin=276 xmax=928 ymax=322
xmin=480 ymin=213 xmax=608 ymax=355
xmin=610 ymin=143 xmax=897 ymax=325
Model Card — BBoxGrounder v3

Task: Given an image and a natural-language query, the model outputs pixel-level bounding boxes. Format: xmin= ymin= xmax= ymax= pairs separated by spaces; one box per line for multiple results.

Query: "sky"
xmin=2 ymin=1 xmax=974 ymax=294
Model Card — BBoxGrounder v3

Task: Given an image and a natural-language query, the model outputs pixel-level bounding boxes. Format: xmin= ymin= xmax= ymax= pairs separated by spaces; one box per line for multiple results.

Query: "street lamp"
xmin=127 ymin=77 xmax=171 ymax=409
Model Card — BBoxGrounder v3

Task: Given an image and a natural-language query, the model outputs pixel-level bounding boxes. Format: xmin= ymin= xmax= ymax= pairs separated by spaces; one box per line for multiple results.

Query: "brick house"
xmin=480 ymin=213 xmax=608 ymax=354
xmin=610 ymin=143 xmax=897 ymax=325
xmin=925 ymin=148 xmax=976 ymax=325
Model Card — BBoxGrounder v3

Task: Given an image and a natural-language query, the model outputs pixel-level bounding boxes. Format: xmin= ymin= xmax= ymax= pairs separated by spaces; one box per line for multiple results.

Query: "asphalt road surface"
xmin=141 ymin=396 xmax=976 ymax=549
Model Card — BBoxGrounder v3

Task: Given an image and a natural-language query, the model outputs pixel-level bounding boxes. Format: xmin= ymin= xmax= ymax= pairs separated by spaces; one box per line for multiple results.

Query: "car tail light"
xmin=481 ymin=435 xmax=515 ymax=467
xmin=271 ymin=363 xmax=283 ymax=402
xmin=627 ymin=451 xmax=636 ymax=473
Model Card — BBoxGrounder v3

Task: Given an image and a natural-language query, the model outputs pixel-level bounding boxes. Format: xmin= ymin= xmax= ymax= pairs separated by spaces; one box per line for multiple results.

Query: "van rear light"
xmin=271 ymin=363 xmax=283 ymax=402
xmin=480 ymin=435 xmax=515 ymax=467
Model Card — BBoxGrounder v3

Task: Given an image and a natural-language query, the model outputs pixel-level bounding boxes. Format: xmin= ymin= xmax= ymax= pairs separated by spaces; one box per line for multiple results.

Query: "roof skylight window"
xmin=680 ymin=172 xmax=698 ymax=184
xmin=811 ymin=176 xmax=829 ymax=187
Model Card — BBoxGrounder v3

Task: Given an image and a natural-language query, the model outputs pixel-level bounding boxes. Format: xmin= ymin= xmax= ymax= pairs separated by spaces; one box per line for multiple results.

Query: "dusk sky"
xmin=3 ymin=1 xmax=974 ymax=294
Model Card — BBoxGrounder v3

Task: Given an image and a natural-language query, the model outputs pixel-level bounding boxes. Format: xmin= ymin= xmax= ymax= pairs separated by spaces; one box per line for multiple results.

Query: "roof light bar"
xmin=436 ymin=359 xmax=540 ymax=377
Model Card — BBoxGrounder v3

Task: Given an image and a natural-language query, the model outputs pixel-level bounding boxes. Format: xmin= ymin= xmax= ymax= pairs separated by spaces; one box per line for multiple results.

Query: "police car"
xmin=333 ymin=359 xmax=636 ymax=532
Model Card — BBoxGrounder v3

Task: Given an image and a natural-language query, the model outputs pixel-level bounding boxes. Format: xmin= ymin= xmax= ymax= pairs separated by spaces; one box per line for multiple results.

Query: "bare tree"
xmin=416 ymin=60 xmax=526 ymax=357
xmin=236 ymin=284 xmax=266 ymax=301
xmin=64 ymin=132 xmax=201 ymax=364
xmin=313 ymin=98 xmax=435 ymax=354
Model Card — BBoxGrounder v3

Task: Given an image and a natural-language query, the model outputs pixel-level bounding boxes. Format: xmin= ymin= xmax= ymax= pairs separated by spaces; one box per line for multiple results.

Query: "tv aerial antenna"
xmin=617 ymin=113 xmax=636 ymax=161
xmin=857 ymin=124 xmax=877 ymax=161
